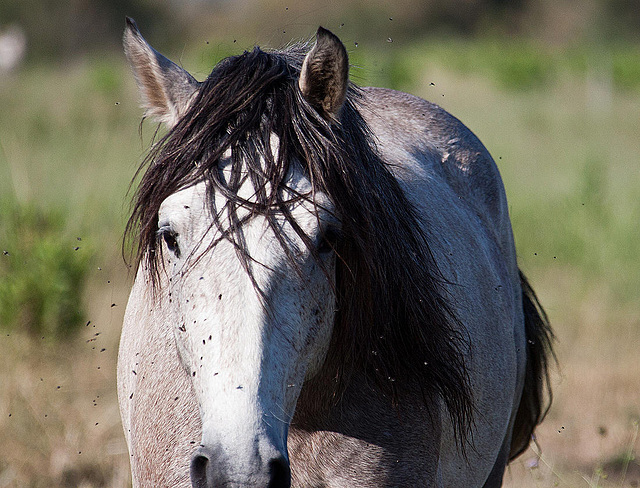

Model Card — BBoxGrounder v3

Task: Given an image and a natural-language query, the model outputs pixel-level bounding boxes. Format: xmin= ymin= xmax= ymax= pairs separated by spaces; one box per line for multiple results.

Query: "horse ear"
xmin=299 ymin=27 xmax=349 ymax=120
xmin=123 ymin=17 xmax=200 ymax=128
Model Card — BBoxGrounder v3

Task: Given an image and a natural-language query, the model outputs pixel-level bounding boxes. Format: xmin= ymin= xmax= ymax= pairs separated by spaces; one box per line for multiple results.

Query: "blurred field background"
xmin=1 ymin=0 xmax=639 ymax=486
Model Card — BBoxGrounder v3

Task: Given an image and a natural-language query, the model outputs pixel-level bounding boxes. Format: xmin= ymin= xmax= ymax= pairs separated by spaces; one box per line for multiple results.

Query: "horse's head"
xmin=124 ymin=19 xmax=349 ymax=487
xmin=125 ymin=18 xmax=473 ymax=487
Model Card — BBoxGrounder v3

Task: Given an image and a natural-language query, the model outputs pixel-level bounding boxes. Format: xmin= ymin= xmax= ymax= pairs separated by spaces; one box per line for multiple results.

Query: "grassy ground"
xmin=0 ymin=37 xmax=638 ymax=486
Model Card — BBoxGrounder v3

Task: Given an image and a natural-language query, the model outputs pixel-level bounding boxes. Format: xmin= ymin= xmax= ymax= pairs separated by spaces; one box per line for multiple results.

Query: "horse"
xmin=118 ymin=17 xmax=554 ymax=488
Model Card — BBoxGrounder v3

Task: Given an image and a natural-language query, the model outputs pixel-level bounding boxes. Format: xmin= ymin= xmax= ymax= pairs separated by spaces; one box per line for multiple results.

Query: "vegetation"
xmin=0 ymin=199 xmax=91 ymax=338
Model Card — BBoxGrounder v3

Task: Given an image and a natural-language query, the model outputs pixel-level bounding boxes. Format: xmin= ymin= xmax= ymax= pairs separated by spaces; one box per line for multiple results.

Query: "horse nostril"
xmin=268 ymin=456 xmax=291 ymax=488
xmin=190 ymin=446 xmax=290 ymax=488
xmin=190 ymin=452 xmax=210 ymax=488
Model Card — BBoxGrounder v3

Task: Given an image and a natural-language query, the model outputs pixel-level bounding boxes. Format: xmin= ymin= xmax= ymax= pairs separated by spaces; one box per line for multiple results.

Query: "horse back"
xmin=359 ymin=87 xmax=514 ymax=259
xmin=359 ymin=86 xmax=534 ymax=483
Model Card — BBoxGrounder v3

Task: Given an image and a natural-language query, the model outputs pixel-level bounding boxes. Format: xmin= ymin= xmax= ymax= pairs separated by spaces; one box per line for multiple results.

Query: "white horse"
xmin=118 ymin=18 xmax=553 ymax=487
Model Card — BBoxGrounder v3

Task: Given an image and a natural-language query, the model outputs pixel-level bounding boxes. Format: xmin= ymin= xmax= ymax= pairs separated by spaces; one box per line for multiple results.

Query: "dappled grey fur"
xmin=126 ymin=39 xmax=473 ymax=442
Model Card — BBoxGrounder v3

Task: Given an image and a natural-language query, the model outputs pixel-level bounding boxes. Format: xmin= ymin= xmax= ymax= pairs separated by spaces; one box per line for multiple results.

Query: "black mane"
xmin=126 ymin=43 xmax=473 ymax=440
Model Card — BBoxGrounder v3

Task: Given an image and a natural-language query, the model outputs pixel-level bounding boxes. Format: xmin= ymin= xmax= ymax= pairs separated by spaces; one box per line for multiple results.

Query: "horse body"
xmin=356 ymin=87 xmax=526 ymax=484
xmin=118 ymin=19 xmax=551 ymax=488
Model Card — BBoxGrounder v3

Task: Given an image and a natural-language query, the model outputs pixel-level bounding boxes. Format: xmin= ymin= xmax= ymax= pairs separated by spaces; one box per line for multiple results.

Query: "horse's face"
xmin=158 ymin=170 xmax=337 ymax=484
xmin=124 ymin=19 xmax=349 ymax=486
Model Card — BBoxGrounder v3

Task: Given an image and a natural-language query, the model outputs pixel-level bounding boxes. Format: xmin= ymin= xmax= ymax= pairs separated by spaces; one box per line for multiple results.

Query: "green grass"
xmin=0 ymin=199 xmax=92 ymax=337
xmin=0 ymin=57 xmax=151 ymax=236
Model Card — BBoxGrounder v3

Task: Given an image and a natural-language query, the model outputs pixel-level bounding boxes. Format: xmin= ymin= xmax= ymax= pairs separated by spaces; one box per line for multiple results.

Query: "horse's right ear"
xmin=123 ymin=17 xmax=200 ymax=128
xmin=299 ymin=27 xmax=349 ymax=121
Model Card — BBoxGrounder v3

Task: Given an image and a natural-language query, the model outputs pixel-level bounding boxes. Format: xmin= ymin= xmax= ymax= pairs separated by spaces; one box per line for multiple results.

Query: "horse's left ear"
xmin=299 ymin=27 xmax=349 ymax=120
xmin=123 ymin=17 xmax=200 ymax=128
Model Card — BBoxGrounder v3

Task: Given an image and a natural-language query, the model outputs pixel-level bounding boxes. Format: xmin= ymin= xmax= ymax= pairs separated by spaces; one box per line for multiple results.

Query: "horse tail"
xmin=509 ymin=270 xmax=555 ymax=460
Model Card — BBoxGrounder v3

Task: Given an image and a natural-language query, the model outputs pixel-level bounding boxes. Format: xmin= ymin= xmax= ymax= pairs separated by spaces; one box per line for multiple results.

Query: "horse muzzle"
xmin=190 ymin=444 xmax=291 ymax=488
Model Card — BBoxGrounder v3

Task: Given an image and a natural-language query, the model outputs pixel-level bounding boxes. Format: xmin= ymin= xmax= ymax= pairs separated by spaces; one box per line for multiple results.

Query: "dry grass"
xmin=0 ymin=266 xmax=132 ymax=488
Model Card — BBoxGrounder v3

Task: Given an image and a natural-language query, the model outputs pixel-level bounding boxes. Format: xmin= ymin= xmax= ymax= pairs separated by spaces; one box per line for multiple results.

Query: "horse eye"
xmin=318 ymin=227 xmax=340 ymax=254
xmin=158 ymin=227 xmax=181 ymax=258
